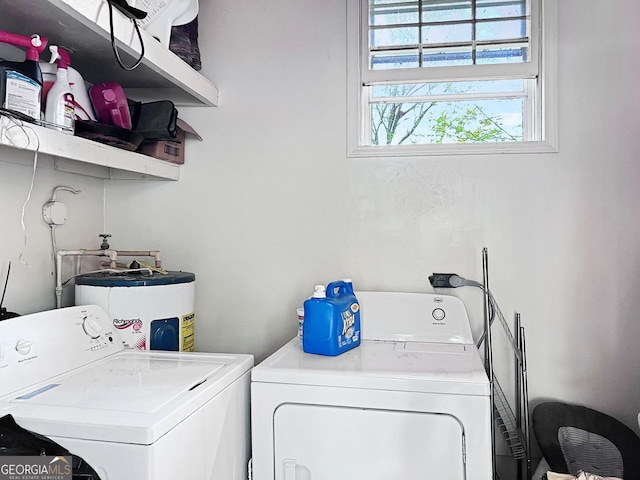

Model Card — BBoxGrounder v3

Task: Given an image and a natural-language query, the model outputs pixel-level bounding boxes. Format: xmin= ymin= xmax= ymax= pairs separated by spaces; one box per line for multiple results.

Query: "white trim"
xmin=348 ymin=0 xmax=366 ymax=156
xmin=350 ymin=140 xmax=558 ymax=158
xmin=363 ymin=86 xmax=374 ymax=146
xmin=363 ymin=63 xmax=538 ymax=85
xmin=523 ymin=76 xmax=535 ymax=141
xmin=539 ymin=0 xmax=558 ymax=149
xmin=347 ymin=0 xmax=558 ymax=157
xmin=371 ymin=90 xmax=528 ymax=104
xmin=360 ymin=0 xmax=371 ymax=85
xmin=528 ymin=0 xmax=540 ymax=74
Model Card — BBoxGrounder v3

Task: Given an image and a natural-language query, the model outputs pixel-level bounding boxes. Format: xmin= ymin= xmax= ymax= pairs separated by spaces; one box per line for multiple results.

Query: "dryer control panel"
xmin=356 ymin=291 xmax=475 ymax=344
xmin=0 ymin=305 xmax=123 ymax=397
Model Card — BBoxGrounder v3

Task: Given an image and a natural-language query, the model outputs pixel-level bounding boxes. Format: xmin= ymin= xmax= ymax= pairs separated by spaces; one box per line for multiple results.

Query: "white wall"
xmin=105 ymin=0 xmax=349 ymax=358
xmin=0 ymin=151 xmax=105 ymax=314
xmin=104 ymin=0 xmax=640 ymax=434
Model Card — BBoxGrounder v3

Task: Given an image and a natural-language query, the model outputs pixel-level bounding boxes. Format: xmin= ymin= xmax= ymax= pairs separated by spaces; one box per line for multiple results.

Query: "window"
xmin=347 ymin=0 xmax=557 ymax=156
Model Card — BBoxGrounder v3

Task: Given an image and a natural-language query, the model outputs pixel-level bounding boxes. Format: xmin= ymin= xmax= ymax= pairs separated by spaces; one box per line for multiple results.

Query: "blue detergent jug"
xmin=302 ymin=279 xmax=361 ymax=356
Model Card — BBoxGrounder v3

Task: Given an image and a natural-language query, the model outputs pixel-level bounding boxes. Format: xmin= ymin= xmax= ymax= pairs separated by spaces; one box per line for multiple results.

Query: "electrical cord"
xmin=18 ymin=150 xmax=38 ymax=267
xmin=0 ymin=108 xmax=37 ymax=125
xmin=105 ymin=0 xmax=145 ymax=71
xmin=0 ymin=261 xmax=10 ymax=308
xmin=0 ymin=261 xmax=20 ymax=320
xmin=0 ymin=110 xmax=41 ymax=268
xmin=429 ymin=272 xmax=522 ymax=364
xmin=50 ymin=225 xmax=58 ymax=269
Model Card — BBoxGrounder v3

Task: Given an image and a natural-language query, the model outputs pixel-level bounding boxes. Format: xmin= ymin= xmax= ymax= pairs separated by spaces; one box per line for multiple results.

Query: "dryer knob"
xmin=15 ymin=339 xmax=33 ymax=355
xmin=83 ymin=317 xmax=103 ymax=339
xmin=432 ymin=308 xmax=446 ymax=321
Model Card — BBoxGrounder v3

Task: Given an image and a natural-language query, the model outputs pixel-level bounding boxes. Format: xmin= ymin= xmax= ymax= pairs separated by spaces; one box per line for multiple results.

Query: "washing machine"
xmin=251 ymin=291 xmax=492 ymax=480
xmin=0 ymin=305 xmax=253 ymax=480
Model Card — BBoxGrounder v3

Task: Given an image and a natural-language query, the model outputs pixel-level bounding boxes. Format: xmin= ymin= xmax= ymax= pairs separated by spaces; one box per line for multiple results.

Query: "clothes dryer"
xmin=251 ymin=291 xmax=492 ymax=480
xmin=0 ymin=305 xmax=253 ymax=480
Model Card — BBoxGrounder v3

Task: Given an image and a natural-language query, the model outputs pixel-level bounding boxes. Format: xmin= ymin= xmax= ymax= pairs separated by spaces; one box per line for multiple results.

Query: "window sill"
xmin=348 ymin=140 xmax=559 ymax=158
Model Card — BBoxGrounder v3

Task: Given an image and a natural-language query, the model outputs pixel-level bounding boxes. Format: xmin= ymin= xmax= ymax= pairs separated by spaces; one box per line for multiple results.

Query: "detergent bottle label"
xmin=4 ymin=70 xmax=41 ymax=120
xmin=338 ymin=302 xmax=360 ymax=348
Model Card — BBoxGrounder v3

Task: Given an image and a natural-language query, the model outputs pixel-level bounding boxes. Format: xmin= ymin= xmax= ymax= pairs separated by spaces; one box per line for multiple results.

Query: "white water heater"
xmin=75 ymin=271 xmax=195 ymax=351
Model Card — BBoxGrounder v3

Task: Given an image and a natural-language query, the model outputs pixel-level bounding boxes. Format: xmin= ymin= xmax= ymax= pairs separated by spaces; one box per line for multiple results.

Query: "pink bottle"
xmin=89 ymin=82 xmax=132 ymax=129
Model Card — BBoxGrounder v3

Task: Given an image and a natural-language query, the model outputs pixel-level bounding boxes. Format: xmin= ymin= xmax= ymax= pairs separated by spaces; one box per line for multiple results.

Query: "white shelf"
xmin=0 ymin=118 xmax=180 ymax=180
xmin=0 ymin=0 xmax=218 ymax=107
xmin=0 ymin=0 xmax=217 ymax=179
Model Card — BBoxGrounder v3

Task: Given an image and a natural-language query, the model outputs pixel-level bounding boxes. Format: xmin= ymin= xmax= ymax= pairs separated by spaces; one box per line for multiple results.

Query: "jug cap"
xmin=312 ymin=285 xmax=326 ymax=298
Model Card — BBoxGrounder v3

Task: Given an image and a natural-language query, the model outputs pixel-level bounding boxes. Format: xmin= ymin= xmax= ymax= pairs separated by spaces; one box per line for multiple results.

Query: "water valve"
xmin=99 ymin=234 xmax=112 ymax=250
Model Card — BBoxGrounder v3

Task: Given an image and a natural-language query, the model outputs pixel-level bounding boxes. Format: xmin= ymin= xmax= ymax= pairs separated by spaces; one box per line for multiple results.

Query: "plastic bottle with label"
xmin=44 ymin=46 xmax=74 ymax=133
xmin=297 ymin=285 xmax=324 ymax=341
xmin=296 ymin=307 xmax=305 ymax=339
xmin=302 ymin=280 xmax=361 ymax=356
xmin=0 ymin=31 xmax=47 ymax=121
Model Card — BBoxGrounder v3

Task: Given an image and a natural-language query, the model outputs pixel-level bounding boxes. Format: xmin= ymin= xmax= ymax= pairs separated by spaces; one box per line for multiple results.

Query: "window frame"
xmin=346 ymin=0 xmax=558 ymax=157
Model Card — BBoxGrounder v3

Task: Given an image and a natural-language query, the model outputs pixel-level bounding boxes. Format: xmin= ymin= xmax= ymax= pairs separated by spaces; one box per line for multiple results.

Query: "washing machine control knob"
xmin=15 ymin=339 xmax=33 ymax=355
xmin=432 ymin=308 xmax=446 ymax=321
xmin=82 ymin=317 xmax=102 ymax=339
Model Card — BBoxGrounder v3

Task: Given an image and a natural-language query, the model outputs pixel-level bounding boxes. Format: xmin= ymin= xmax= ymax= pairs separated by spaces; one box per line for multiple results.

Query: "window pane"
xmin=370 ymin=2 xmax=419 ymax=26
xmin=477 ymin=19 xmax=527 ymax=42
xmin=422 ymin=0 xmax=472 ymax=22
xmin=477 ymin=0 xmax=526 ymax=20
xmin=371 ymin=80 xmax=524 ymax=97
xmin=372 ymin=0 xmax=414 ymax=5
xmin=368 ymin=81 xmax=525 ymax=145
xmin=476 ymin=45 xmax=528 ymax=64
xmin=422 ymin=23 xmax=472 ymax=44
xmin=371 ymin=99 xmax=524 ymax=144
xmin=370 ymin=26 xmax=419 ymax=48
xmin=372 ymin=51 xmax=420 ymax=69
xmin=368 ymin=0 xmax=531 ymax=69
xmin=422 ymin=47 xmax=473 ymax=67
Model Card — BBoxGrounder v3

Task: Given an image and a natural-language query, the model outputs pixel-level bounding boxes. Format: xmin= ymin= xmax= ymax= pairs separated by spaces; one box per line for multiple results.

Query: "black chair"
xmin=532 ymin=401 xmax=640 ymax=479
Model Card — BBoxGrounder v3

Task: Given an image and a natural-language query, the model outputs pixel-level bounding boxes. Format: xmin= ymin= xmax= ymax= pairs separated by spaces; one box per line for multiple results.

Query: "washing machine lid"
xmin=0 ymin=350 xmax=253 ymax=445
xmin=252 ymin=338 xmax=490 ymax=396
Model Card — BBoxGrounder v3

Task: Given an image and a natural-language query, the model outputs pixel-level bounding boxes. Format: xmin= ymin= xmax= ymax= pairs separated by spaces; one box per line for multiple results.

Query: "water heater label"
xmin=113 ymin=318 xmax=143 ymax=331
xmin=182 ymin=312 xmax=195 ymax=352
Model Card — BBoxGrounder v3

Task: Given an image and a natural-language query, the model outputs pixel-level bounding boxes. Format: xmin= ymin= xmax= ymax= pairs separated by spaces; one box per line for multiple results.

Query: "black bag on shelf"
xmin=128 ymin=100 xmax=178 ymax=141
xmin=0 ymin=414 xmax=102 ymax=480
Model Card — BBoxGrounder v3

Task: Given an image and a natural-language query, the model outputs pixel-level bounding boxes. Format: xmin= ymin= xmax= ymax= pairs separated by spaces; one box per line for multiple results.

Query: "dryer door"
xmin=273 ymin=404 xmax=465 ymax=479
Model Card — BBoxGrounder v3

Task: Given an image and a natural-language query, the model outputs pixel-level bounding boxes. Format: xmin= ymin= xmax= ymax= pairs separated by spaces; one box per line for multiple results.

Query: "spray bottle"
xmin=40 ymin=59 xmax=96 ymax=122
xmin=0 ymin=30 xmax=47 ymax=122
xmin=45 ymin=46 xmax=74 ymax=134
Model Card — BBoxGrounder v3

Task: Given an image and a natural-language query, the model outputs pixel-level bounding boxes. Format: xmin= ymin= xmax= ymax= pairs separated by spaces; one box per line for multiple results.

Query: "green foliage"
xmin=430 ymin=105 xmax=518 ymax=144
xmin=371 ymin=89 xmax=520 ymax=145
